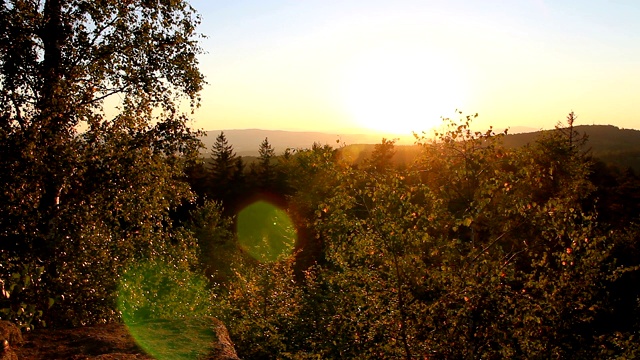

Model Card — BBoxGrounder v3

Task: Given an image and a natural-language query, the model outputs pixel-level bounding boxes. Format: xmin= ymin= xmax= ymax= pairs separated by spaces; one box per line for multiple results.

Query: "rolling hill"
xmin=199 ymin=125 xmax=640 ymax=172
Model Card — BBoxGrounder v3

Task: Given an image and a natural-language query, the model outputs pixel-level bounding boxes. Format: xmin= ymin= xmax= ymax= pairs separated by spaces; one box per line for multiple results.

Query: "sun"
xmin=340 ymin=47 xmax=469 ymax=135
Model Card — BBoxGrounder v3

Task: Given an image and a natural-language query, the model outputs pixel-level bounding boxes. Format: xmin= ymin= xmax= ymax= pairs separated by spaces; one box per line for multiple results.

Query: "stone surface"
xmin=0 ymin=321 xmax=21 ymax=360
xmin=0 ymin=321 xmax=22 ymax=347
xmin=206 ymin=317 xmax=240 ymax=360
xmin=0 ymin=346 xmax=18 ymax=360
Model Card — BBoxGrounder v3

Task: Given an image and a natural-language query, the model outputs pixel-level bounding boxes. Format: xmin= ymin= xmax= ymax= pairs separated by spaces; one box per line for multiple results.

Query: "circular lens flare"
xmin=237 ymin=200 xmax=297 ymax=262
xmin=117 ymin=261 xmax=214 ymax=359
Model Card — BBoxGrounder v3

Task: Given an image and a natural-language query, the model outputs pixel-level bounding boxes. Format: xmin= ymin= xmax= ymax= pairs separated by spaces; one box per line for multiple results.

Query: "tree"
xmin=556 ymin=111 xmax=587 ymax=149
xmin=232 ymin=155 xmax=247 ymax=188
xmin=250 ymin=137 xmax=277 ymax=191
xmin=184 ymin=157 xmax=210 ymax=200
xmin=187 ymin=200 xmax=238 ymax=285
xmin=281 ymin=143 xmax=341 ymax=273
xmin=214 ymin=255 xmax=305 ymax=359
xmin=367 ymin=138 xmax=397 ymax=172
xmin=210 ymin=132 xmax=237 ymax=182
xmin=0 ymin=0 xmax=205 ymax=327
xmin=258 ymin=137 xmax=276 ymax=170
xmin=208 ymin=131 xmax=243 ymax=206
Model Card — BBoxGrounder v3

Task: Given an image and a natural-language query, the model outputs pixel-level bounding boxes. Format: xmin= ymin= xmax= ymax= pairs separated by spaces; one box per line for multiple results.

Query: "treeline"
xmin=184 ymin=133 xmax=291 ymax=216
xmin=502 ymin=124 xmax=640 ymax=173
xmin=182 ymin=113 xmax=640 ymax=359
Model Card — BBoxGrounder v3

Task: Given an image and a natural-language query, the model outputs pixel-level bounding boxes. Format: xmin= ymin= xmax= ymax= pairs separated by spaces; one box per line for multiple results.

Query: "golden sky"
xmin=189 ymin=0 xmax=640 ymax=135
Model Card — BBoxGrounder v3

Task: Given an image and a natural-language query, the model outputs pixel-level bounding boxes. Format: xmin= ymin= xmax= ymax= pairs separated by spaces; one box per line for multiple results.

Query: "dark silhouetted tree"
xmin=367 ymin=138 xmax=397 ymax=172
xmin=250 ymin=137 xmax=277 ymax=191
xmin=0 ymin=0 xmax=205 ymax=327
xmin=208 ymin=131 xmax=245 ymax=209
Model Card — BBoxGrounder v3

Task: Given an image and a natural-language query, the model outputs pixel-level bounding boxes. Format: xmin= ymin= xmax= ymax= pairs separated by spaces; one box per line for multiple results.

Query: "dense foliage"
xmin=198 ymin=114 xmax=640 ymax=359
xmin=0 ymin=0 xmax=206 ymax=328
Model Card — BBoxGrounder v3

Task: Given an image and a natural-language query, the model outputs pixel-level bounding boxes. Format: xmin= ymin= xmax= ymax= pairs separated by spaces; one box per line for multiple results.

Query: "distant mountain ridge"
xmin=200 ymin=125 xmax=640 ymax=157
xmin=502 ymin=125 xmax=640 ymax=172
xmin=199 ymin=129 xmax=415 ymax=156
xmin=502 ymin=125 xmax=640 ymax=151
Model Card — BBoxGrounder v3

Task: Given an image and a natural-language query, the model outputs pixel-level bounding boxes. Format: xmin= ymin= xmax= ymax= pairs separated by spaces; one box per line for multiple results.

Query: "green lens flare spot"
xmin=237 ymin=200 xmax=297 ymax=262
xmin=117 ymin=261 xmax=214 ymax=359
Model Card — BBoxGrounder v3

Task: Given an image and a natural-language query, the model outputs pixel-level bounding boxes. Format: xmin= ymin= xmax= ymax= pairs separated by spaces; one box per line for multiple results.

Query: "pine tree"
xmin=254 ymin=137 xmax=276 ymax=190
xmin=259 ymin=137 xmax=276 ymax=167
xmin=208 ymin=131 xmax=248 ymax=212
xmin=209 ymin=132 xmax=236 ymax=192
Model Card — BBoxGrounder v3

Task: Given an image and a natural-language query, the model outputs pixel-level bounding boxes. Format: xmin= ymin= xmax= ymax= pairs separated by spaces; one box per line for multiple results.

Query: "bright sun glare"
xmin=340 ymin=47 xmax=468 ymax=135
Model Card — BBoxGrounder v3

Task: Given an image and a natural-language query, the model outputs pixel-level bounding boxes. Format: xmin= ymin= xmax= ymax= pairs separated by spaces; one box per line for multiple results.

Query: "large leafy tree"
xmin=0 ymin=0 xmax=205 ymax=327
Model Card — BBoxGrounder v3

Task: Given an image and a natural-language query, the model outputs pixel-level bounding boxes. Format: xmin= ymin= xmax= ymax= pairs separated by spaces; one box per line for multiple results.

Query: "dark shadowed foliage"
xmin=0 ymin=0 xmax=207 ymax=328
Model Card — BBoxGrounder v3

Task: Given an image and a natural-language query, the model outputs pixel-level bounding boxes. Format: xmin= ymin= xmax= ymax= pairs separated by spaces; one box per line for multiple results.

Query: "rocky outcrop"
xmin=206 ymin=317 xmax=240 ymax=360
xmin=0 ymin=321 xmax=22 ymax=347
xmin=1 ymin=340 xmax=18 ymax=360
xmin=0 ymin=321 xmax=21 ymax=360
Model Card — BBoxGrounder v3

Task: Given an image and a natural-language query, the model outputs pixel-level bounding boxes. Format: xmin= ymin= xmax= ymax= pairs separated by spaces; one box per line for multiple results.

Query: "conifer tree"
xmin=209 ymin=132 xmax=237 ymax=197
xmin=259 ymin=137 xmax=276 ymax=167
xmin=207 ymin=131 xmax=248 ymax=212
xmin=254 ymin=137 xmax=276 ymax=190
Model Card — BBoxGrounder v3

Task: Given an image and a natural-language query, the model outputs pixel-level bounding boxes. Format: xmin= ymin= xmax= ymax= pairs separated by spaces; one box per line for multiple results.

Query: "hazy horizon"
xmin=200 ymin=124 xmax=542 ymax=138
xmin=197 ymin=124 xmax=640 ymax=158
xmin=187 ymin=1 xmax=640 ymax=135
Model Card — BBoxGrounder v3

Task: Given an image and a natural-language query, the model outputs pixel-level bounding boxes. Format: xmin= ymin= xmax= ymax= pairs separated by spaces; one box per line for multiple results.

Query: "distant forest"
xmin=202 ymin=124 xmax=640 ymax=173
xmin=350 ymin=124 xmax=640 ymax=173
xmin=503 ymin=125 xmax=640 ymax=173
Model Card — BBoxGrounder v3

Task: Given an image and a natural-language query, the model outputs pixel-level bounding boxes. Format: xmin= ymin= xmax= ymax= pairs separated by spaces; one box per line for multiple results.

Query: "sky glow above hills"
xmin=189 ymin=0 xmax=640 ymax=135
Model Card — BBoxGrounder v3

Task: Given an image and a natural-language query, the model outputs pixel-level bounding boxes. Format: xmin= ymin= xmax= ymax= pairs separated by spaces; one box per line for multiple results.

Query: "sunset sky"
xmin=189 ymin=0 xmax=640 ymax=135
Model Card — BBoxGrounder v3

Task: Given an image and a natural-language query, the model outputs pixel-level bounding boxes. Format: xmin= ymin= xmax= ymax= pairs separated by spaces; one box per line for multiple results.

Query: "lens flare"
xmin=237 ymin=200 xmax=297 ymax=262
xmin=117 ymin=261 xmax=214 ymax=359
